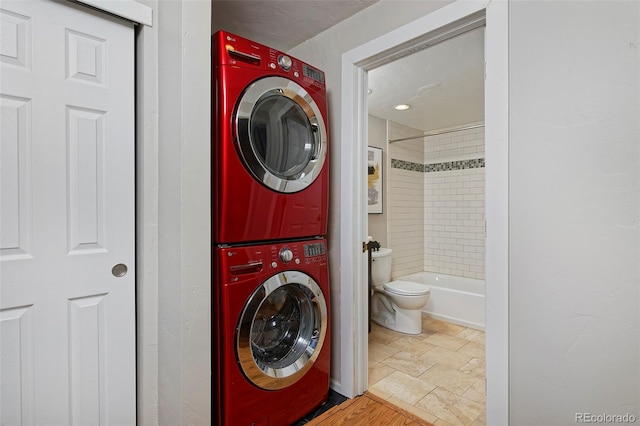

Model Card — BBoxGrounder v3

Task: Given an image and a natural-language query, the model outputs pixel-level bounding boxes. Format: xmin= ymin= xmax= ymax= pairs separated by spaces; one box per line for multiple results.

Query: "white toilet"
xmin=371 ymin=248 xmax=430 ymax=334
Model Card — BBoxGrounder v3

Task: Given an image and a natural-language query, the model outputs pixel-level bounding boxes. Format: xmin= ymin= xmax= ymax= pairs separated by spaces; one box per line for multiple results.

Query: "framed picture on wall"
xmin=367 ymin=146 xmax=383 ymax=214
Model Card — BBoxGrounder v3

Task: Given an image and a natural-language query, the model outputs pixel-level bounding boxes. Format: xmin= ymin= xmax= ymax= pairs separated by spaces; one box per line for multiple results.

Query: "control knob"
xmin=278 ymin=55 xmax=292 ymax=71
xmin=279 ymin=248 xmax=294 ymax=263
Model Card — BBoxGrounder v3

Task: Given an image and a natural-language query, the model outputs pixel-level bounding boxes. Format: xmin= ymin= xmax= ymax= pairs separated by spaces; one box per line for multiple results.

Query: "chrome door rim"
xmin=234 ymin=76 xmax=327 ymax=193
xmin=236 ymin=271 xmax=328 ymax=390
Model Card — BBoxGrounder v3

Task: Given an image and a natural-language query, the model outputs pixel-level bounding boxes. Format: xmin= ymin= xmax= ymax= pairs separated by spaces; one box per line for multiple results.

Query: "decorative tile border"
xmin=391 ymin=158 xmax=485 ymax=173
xmin=426 ymin=158 xmax=485 ymax=172
xmin=390 ymin=158 xmax=424 ymax=172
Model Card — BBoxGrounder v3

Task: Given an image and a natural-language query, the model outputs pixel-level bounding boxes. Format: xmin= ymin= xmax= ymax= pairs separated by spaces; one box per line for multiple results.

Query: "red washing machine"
xmin=213 ymin=238 xmax=330 ymax=425
xmin=212 ymin=31 xmax=329 ymax=245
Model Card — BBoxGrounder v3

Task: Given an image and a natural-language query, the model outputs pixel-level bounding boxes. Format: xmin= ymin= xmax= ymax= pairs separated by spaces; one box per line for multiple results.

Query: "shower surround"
xmin=387 ymin=120 xmax=485 ymax=280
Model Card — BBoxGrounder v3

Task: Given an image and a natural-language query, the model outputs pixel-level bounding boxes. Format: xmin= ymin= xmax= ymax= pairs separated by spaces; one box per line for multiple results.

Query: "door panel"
xmin=0 ymin=94 xmax=32 ymax=260
xmin=234 ymin=76 xmax=328 ymax=193
xmin=236 ymin=271 xmax=328 ymax=390
xmin=0 ymin=1 xmax=135 ymax=424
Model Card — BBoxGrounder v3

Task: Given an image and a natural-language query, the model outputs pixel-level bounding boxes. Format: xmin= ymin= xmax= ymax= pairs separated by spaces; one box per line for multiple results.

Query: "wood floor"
xmin=304 ymin=392 xmax=435 ymax=426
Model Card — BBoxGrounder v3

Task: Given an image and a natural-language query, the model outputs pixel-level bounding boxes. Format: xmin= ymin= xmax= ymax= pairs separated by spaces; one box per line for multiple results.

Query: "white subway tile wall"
xmin=425 ymin=121 xmax=485 ymax=163
xmin=388 ymin=122 xmax=425 ymax=278
xmin=386 ymin=121 xmax=485 ymax=280
xmin=424 ymin=123 xmax=485 ymax=280
xmin=424 ymin=168 xmax=485 ymax=280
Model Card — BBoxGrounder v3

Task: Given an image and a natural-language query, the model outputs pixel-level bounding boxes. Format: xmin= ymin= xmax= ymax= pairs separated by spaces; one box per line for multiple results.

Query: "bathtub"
xmin=396 ymin=272 xmax=485 ymax=330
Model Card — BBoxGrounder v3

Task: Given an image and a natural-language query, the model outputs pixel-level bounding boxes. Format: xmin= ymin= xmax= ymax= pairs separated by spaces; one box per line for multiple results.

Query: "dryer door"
xmin=236 ymin=271 xmax=328 ymax=390
xmin=234 ymin=76 xmax=328 ymax=193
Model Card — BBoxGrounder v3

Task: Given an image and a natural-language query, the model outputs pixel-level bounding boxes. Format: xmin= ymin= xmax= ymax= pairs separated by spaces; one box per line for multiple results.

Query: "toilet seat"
xmin=383 ymin=280 xmax=430 ymax=296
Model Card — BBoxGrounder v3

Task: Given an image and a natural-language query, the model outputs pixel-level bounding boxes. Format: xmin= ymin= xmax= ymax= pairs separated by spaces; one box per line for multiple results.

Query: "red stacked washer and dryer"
xmin=212 ymin=30 xmax=331 ymax=425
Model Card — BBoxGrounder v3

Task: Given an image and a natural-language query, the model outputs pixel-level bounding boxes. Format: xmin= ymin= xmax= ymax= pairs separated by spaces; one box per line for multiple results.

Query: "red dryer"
xmin=212 ymin=31 xmax=329 ymax=244
xmin=213 ymin=238 xmax=331 ymax=425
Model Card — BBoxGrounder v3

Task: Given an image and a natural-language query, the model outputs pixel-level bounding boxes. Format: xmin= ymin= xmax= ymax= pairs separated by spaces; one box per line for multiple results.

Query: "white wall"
xmin=157 ymin=2 xmax=211 ymax=423
xmin=137 ymin=1 xmax=211 ymax=424
xmin=509 ymin=1 xmax=639 ymax=423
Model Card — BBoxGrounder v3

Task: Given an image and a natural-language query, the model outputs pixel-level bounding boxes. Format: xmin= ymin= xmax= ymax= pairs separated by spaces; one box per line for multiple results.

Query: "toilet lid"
xmin=383 ymin=280 xmax=430 ymax=296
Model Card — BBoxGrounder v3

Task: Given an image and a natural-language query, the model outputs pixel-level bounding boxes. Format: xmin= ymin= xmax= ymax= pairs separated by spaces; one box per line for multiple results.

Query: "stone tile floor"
xmin=368 ymin=316 xmax=485 ymax=426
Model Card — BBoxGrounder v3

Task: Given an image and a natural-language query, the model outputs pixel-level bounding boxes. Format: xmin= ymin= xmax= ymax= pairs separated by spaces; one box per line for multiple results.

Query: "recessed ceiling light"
xmin=394 ymin=104 xmax=411 ymax=111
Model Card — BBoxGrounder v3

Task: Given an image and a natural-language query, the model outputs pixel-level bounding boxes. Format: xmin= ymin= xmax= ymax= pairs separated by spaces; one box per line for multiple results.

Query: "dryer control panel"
xmin=214 ymin=30 xmax=326 ymax=89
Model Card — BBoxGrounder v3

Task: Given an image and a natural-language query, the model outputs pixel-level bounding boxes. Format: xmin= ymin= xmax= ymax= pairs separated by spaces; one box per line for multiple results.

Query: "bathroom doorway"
xmin=338 ymin=1 xmax=509 ymax=423
xmin=365 ymin=25 xmax=487 ymax=424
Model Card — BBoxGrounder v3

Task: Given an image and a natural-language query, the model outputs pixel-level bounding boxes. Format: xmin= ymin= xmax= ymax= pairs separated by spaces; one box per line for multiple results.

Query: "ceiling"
xmin=212 ymin=1 xmax=484 ymax=133
xmin=367 ymin=27 xmax=485 ymax=132
xmin=212 ymin=0 xmax=378 ymax=52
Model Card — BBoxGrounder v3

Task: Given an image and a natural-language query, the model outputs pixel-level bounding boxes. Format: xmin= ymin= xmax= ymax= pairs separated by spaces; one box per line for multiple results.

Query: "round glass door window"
xmin=234 ymin=76 xmax=327 ymax=193
xmin=236 ymin=271 xmax=327 ymax=390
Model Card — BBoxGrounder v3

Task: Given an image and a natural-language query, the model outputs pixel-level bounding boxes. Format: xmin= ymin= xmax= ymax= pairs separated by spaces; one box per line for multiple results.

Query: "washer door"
xmin=234 ymin=76 xmax=328 ymax=193
xmin=236 ymin=271 xmax=328 ymax=390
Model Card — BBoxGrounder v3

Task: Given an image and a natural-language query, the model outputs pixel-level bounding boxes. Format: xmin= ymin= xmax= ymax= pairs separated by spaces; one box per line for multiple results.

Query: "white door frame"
xmin=339 ymin=1 xmax=509 ymax=424
xmin=75 ymin=0 xmax=151 ymax=26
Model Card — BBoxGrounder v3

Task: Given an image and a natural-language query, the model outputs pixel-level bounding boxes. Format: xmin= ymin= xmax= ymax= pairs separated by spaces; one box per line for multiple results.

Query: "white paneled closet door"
xmin=0 ymin=0 xmax=136 ymax=424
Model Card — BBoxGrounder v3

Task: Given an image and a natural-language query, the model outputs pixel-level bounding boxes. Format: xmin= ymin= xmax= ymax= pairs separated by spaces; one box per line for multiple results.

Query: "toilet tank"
xmin=371 ymin=248 xmax=392 ymax=286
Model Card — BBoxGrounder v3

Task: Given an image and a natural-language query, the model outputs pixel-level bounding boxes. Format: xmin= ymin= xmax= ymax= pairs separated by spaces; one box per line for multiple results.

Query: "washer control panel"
xmin=302 ymin=241 xmax=326 ymax=264
xmin=304 ymin=242 xmax=326 ymax=257
xmin=218 ymin=239 xmax=328 ymax=281
xmin=279 ymin=247 xmax=294 ymax=263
